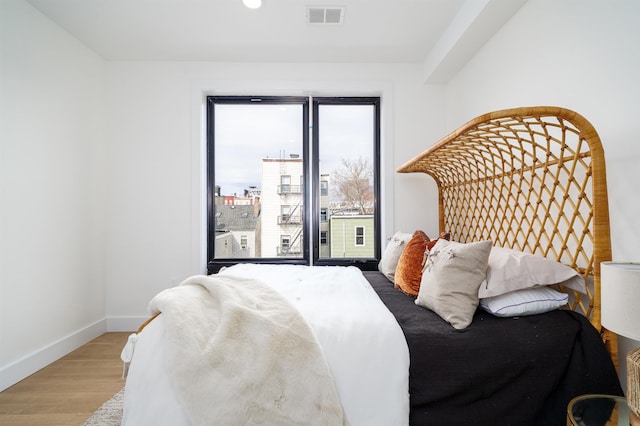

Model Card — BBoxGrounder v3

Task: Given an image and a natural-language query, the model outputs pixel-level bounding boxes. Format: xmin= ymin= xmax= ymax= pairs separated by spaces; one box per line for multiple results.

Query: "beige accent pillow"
xmin=415 ymin=239 xmax=493 ymax=329
xmin=378 ymin=232 xmax=413 ymax=282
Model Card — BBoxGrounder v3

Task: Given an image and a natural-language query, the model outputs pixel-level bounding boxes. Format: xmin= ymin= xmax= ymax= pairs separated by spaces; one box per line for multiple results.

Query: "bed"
xmin=122 ymin=106 xmax=623 ymax=426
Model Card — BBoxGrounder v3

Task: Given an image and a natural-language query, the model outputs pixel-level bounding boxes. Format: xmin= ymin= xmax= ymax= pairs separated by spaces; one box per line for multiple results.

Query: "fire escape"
xmin=277 ymin=157 xmax=303 ymax=256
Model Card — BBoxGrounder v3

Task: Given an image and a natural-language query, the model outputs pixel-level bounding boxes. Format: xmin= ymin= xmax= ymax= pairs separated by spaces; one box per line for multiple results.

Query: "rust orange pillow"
xmin=394 ymin=231 xmax=452 ymax=296
xmin=394 ymin=230 xmax=430 ymax=296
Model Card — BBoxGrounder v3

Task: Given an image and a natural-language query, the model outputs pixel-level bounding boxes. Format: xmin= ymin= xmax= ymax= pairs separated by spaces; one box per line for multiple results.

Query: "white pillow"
xmin=479 ymin=287 xmax=569 ymax=317
xmin=378 ymin=231 xmax=413 ymax=282
xmin=415 ymin=239 xmax=493 ymax=330
xmin=478 ymin=247 xmax=586 ymax=299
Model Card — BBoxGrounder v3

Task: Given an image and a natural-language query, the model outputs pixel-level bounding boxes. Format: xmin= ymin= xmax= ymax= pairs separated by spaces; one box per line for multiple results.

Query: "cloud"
xmin=213 ymin=102 xmax=373 ymax=196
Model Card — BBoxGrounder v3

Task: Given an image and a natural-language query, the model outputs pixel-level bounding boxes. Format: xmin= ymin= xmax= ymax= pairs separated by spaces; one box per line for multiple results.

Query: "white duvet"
xmin=123 ymin=264 xmax=410 ymax=426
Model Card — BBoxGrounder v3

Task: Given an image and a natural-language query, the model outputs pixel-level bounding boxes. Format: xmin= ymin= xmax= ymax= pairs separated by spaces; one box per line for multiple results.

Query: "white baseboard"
xmin=0 ymin=316 xmax=150 ymax=392
xmin=0 ymin=319 xmax=106 ymax=392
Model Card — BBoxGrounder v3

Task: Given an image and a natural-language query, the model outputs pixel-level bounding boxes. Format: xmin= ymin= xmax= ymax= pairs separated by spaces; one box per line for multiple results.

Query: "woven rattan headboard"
xmin=397 ymin=106 xmax=617 ymax=362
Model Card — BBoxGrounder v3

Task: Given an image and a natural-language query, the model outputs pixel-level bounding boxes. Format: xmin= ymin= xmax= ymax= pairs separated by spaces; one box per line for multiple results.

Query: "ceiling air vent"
xmin=306 ymin=6 xmax=345 ymax=25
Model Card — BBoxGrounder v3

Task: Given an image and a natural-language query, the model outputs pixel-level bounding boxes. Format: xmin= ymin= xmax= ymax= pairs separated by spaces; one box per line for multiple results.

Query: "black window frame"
xmin=206 ymin=96 xmax=310 ymax=274
xmin=206 ymin=95 xmax=381 ymax=273
xmin=311 ymin=97 xmax=381 ymax=270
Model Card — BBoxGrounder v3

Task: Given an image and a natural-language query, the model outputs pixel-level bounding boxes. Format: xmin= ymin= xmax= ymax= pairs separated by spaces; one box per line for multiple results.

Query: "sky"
xmin=214 ymin=102 xmax=374 ymax=197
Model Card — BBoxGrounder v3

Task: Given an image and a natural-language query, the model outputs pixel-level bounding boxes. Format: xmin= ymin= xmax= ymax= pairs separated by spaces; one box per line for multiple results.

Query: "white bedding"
xmin=123 ymin=264 xmax=410 ymax=426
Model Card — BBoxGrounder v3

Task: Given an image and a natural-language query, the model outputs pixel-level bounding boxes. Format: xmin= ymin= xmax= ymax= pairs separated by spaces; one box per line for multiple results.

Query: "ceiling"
xmin=25 ymin=0 xmax=525 ymax=72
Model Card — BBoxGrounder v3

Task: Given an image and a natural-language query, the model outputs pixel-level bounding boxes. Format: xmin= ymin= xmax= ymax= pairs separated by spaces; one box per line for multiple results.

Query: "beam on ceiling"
xmin=423 ymin=0 xmax=527 ymax=84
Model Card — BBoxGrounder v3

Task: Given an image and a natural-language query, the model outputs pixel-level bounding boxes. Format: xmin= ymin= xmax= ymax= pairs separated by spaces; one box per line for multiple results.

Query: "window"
xmin=281 ymin=205 xmax=291 ymax=224
xmin=313 ymin=97 xmax=380 ymax=267
xmin=320 ymin=231 xmax=328 ymax=245
xmin=355 ymin=226 xmax=365 ymax=246
xmin=280 ymin=235 xmax=291 ymax=254
xmin=320 ymin=208 xmax=328 ymax=222
xmin=280 ymin=175 xmax=291 ymax=194
xmin=320 ymin=180 xmax=328 ymax=196
xmin=206 ymin=96 xmax=379 ymax=273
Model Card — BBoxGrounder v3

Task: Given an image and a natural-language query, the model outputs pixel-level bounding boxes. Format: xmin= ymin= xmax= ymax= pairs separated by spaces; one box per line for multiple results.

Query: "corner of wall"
xmin=107 ymin=316 xmax=148 ymax=333
xmin=0 ymin=319 xmax=107 ymax=392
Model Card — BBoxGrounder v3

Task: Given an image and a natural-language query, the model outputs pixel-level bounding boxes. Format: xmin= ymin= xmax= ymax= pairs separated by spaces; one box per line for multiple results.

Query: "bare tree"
xmin=332 ymin=156 xmax=374 ymax=215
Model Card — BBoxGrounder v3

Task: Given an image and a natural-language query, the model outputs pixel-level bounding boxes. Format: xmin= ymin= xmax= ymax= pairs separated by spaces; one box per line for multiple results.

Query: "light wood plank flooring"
xmin=0 ymin=332 xmax=130 ymax=426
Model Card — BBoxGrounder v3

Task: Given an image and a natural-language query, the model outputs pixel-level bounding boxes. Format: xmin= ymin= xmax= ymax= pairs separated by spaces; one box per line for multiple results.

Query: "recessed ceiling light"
xmin=243 ymin=0 xmax=262 ymax=9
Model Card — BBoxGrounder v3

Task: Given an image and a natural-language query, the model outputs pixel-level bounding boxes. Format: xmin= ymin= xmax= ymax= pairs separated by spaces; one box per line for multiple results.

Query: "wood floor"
xmin=0 ymin=332 xmax=130 ymax=426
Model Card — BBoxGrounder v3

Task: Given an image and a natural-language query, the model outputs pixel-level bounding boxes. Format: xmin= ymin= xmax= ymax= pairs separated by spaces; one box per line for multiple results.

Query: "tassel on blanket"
xmin=120 ymin=333 xmax=138 ymax=379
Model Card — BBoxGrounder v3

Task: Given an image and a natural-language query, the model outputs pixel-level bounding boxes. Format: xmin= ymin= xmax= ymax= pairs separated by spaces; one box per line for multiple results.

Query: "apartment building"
xmin=260 ymin=159 xmax=373 ymax=259
xmin=261 ymin=156 xmax=304 ymax=258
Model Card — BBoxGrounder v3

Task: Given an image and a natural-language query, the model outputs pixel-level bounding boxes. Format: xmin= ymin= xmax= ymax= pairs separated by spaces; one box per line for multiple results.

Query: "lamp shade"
xmin=601 ymin=262 xmax=640 ymax=341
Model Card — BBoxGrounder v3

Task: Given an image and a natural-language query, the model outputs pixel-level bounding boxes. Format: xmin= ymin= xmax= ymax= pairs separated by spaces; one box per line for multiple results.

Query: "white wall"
xmin=0 ymin=0 xmax=106 ymax=389
xmin=103 ymin=61 xmax=444 ymax=323
xmin=443 ymin=0 xmax=640 ymax=392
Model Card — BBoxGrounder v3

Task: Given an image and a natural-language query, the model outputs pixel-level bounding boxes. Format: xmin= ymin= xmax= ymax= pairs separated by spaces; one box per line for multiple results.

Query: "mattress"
xmin=123 ymin=264 xmax=410 ymax=426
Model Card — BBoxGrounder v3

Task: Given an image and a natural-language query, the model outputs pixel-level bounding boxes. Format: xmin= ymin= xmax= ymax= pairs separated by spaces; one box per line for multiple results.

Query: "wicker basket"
xmin=629 ymin=348 xmax=640 ymax=422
